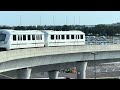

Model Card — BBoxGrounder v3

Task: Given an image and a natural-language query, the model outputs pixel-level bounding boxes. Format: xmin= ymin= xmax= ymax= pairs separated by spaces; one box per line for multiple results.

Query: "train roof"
xmin=41 ymin=30 xmax=85 ymax=35
xmin=0 ymin=29 xmax=44 ymax=34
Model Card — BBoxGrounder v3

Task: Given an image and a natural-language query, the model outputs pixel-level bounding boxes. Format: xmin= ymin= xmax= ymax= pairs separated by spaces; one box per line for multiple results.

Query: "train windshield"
xmin=0 ymin=33 xmax=6 ymax=41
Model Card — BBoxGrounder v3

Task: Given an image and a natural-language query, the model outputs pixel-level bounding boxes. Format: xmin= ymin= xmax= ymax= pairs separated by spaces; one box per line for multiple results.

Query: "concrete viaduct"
xmin=0 ymin=45 xmax=120 ymax=79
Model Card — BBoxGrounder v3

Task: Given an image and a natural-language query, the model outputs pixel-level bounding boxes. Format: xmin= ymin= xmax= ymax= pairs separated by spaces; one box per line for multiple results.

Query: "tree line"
xmin=0 ymin=24 xmax=120 ymax=36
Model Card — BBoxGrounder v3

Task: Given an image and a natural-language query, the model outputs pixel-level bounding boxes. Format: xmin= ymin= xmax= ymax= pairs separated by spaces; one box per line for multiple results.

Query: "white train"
xmin=0 ymin=29 xmax=85 ymax=50
xmin=42 ymin=30 xmax=85 ymax=47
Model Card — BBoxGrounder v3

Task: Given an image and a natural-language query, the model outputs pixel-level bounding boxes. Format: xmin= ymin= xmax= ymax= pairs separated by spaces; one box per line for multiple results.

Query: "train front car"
xmin=10 ymin=30 xmax=45 ymax=50
xmin=0 ymin=29 xmax=45 ymax=50
xmin=0 ymin=29 xmax=11 ymax=50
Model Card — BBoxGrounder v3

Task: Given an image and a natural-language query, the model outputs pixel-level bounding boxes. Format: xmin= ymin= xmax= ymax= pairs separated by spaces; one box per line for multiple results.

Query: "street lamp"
xmin=91 ymin=52 xmax=97 ymax=79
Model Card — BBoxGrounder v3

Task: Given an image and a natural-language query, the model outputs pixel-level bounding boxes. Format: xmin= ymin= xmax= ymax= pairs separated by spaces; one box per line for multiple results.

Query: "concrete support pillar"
xmin=48 ymin=70 xmax=59 ymax=79
xmin=17 ymin=68 xmax=32 ymax=79
xmin=76 ymin=62 xmax=87 ymax=79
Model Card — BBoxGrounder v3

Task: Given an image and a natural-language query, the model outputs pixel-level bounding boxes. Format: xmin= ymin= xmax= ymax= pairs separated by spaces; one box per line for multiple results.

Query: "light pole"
xmin=91 ymin=52 xmax=97 ymax=79
xmin=20 ymin=16 xmax=21 ymax=26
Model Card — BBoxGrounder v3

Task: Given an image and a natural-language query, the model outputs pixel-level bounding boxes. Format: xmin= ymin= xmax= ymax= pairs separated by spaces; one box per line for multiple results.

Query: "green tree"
xmin=61 ymin=25 xmax=70 ymax=31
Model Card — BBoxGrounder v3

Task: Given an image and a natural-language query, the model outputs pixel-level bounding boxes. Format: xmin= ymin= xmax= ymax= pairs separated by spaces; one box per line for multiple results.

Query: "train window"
xmin=23 ymin=35 xmax=26 ymax=40
xmin=20 ymin=35 xmax=22 ymax=40
xmin=18 ymin=35 xmax=20 ymax=40
xmin=36 ymin=35 xmax=39 ymax=40
xmin=51 ymin=35 xmax=54 ymax=40
xmin=40 ymin=35 xmax=42 ymax=40
xmin=81 ymin=35 xmax=83 ymax=39
xmin=56 ymin=35 xmax=60 ymax=40
xmin=32 ymin=35 xmax=35 ymax=40
xmin=56 ymin=35 xmax=58 ymax=40
xmin=36 ymin=35 xmax=42 ymax=40
xmin=61 ymin=35 xmax=64 ymax=39
xmin=0 ymin=33 xmax=6 ymax=41
xmin=78 ymin=35 xmax=79 ymax=39
xmin=13 ymin=35 xmax=16 ymax=41
xmin=76 ymin=35 xmax=77 ymax=39
xmin=28 ymin=35 xmax=31 ymax=40
xmin=58 ymin=35 xmax=60 ymax=39
xmin=71 ymin=35 xmax=74 ymax=39
xmin=66 ymin=35 xmax=69 ymax=39
xmin=18 ymin=35 xmax=22 ymax=41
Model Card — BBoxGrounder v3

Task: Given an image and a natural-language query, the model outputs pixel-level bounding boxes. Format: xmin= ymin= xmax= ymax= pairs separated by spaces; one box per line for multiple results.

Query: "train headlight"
xmin=4 ymin=41 xmax=7 ymax=44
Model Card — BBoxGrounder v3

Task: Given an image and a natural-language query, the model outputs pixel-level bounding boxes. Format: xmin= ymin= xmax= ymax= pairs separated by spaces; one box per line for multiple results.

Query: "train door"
xmin=16 ymin=35 xmax=19 ymax=49
xmin=55 ymin=34 xmax=58 ymax=46
xmin=9 ymin=34 xmax=13 ymax=49
xmin=28 ymin=34 xmax=31 ymax=47
xmin=12 ymin=34 xmax=17 ymax=49
xmin=36 ymin=34 xmax=39 ymax=47
xmin=32 ymin=35 xmax=35 ymax=47
xmin=71 ymin=34 xmax=75 ymax=46
xmin=77 ymin=34 xmax=79 ymax=45
xmin=47 ymin=34 xmax=50 ymax=47
xmin=57 ymin=35 xmax=61 ymax=46
xmin=43 ymin=33 xmax=47 ymax=47
xmin=54 ymin=34 xmax=57 ymax=46
xmin=50 ymin=34 xmax=55 ymax=46
xmin=18 ymin=35 xmax=21 ymax=49
xmin=36 ymin=34 xmax=42 ymax=47
xmin=74 ymin=34 xmax=76 ymax=45
xmin=35 ymin=34 xmax=37 ymax=47
xmin=55 ymin=34 xmax=60 ymax=46
xmin=75 ymin=34 xmax=78 ymax=45
xmin=6 ymin=33 xmax=11 ymax=50
xmin=34 ymin=34 xmax=36 ymax=47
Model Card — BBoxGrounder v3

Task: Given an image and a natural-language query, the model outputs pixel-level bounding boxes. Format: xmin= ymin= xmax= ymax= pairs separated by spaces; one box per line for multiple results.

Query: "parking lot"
xmin=30 ymin=62 xmax=120 ymax=79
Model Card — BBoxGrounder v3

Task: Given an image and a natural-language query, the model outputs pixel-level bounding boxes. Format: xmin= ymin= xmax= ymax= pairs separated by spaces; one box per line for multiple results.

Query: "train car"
xmin=42 ymin=30 xmax=85 ymax=47
xmin=0 ymin=29 xmax=44 ymax=50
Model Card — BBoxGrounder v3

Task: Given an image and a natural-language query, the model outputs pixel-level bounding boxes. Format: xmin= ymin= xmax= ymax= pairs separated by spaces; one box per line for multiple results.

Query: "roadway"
xmin=0 ymin=62 xmax=120 ymax=79
xmin=29 ymin=62 xmax=120 ymax=79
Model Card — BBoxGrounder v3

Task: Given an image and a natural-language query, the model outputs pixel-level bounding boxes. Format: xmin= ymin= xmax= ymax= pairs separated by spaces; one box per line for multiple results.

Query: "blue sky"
xmin=0 ymin=11 xmax=120 ymax=26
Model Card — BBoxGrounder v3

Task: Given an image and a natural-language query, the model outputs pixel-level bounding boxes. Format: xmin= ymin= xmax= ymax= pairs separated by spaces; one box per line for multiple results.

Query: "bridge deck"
xmin=0 ymin=45 xmax=120 ymax=63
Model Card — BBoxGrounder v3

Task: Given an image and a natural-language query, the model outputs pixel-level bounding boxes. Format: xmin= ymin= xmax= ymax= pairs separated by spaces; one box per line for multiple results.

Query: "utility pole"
xmin=20 ymin=16 xmax=21 ymax=26
xmin=53 ymin=16 xmax=55 ymax=30
xmin=91 ymin=52 xmax=97 ymax=79
xmin=79 ymin=16 xmax=80 ymax=26
xmin=66 ymin=16 xmax=68 ymax=25
xmin=73 ymin=16 xmax=75 ymax=29
xmin=40 ymin=16 xmax=41 ymax=26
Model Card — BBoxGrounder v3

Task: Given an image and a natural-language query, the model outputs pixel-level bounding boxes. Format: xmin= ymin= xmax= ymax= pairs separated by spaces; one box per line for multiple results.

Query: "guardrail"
xmin=85 ymin=40 xmax=120 ymax=45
